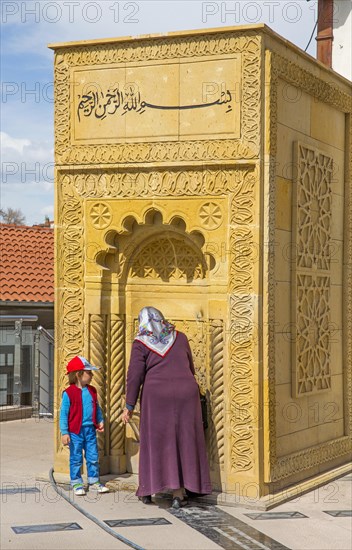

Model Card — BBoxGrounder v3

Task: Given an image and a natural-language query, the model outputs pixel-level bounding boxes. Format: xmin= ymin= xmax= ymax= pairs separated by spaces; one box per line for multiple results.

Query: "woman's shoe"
xmin=171 ymin=496 xmax=187 ymax=509
xmin=185 ymin=489 xmax=200 ymax=498
xmin=138 ymin=495 xmax=152 ymax=504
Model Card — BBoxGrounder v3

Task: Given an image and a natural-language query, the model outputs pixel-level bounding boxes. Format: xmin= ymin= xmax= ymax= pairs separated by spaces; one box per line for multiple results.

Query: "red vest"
xmin=64 ymin=384 xmax=98 ymax=435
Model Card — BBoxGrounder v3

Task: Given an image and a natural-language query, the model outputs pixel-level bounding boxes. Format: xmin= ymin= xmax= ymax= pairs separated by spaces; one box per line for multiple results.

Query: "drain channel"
xmin=169 ymin=505 xmax=290 ymax=550
xmin=12 ymin=522 xmax=82 ymax=534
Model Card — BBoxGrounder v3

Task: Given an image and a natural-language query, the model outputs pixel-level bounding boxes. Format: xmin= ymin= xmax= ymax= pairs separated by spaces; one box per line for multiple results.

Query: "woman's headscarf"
xmin=135 ymin=306 xmax=176 ymax=356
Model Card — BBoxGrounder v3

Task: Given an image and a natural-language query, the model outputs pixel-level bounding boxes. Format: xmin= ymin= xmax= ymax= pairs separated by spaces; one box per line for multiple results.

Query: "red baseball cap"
xmin=66 ymin=355 xmax=100 ymax=374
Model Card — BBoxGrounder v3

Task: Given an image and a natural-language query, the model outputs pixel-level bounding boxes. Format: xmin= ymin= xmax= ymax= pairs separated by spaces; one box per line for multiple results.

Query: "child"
xmin=60 ymin=355 xmax=109 ymax=496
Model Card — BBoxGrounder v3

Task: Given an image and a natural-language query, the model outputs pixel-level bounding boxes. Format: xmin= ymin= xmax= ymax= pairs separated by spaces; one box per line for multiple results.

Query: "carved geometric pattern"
xmin=109 ymin=315 xmax=125 ymax=456
xmin=265 ymin=52 xmax=352 ymax=482
xmin=264 ymin=52 xmax=280 ymax=478
xmin=56 ymin=178 xmax=85 ymax=453
xmin=129 ymin=238 xmax=206 ymax=281
xmin=296 ymin=145 xmax=332 ymax=271
xmin=229 ymin=227 xmax=255 ymax=294
xmin=228 ymin=168 xmax=258 ymax=473
xmin=209 ymin=321 xmax=225 ymax=470
xmin=296 ymin=274 xmax=331 ymax=394
xmin=89 ymin=314 xmax=107 ymax=454
xmin=231 ymin=171 xmax=256 ymax=224
xmin=199 ymin=202 xmax=223 ymax=229
xmin=90 ymin=202 xmax=112 ymax=229
xmin=229 ymin=299 xmax=255 ymax=472
xmin=293 ymin=143 xmax=333 ymax=397
xmin=171 ymin=320 xmax=208 ymax=394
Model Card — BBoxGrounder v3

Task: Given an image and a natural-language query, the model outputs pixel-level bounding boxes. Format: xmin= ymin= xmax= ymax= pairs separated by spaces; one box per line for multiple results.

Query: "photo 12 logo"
xmin=202 ymin=1 xmax=317 ymax=24
xmin=1 ymin=1 xmax=140 ymax=24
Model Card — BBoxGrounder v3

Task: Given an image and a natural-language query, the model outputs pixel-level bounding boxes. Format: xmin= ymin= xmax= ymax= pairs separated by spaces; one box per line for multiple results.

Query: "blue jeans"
xmin=69 ymin=425 xmax=99 ymax=486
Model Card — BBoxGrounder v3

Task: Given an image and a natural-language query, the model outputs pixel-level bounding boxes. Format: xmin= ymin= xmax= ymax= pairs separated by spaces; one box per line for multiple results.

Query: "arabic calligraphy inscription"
xmin=73 ymin=57 xmax=241 ymax=143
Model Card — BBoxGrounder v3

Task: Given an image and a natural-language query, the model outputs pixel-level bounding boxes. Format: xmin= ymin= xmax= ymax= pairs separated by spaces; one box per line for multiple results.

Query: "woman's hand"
xmin=97 ymin=422 xmax=104 ymax=432
xmin=121 ymin=408 xmax=133 ymax=424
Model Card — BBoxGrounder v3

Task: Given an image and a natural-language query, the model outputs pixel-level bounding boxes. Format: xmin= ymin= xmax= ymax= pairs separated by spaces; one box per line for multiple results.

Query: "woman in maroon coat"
xmin=121 ymin=306 xmax=211 ymax=509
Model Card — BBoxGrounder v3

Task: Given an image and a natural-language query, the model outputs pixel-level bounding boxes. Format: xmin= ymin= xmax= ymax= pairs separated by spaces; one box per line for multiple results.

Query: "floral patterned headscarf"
xmin=135 ymin=306 xmax=176 ymax=356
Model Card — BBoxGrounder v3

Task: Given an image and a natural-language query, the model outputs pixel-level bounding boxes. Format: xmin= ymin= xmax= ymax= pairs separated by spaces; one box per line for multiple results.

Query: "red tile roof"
xmin=0 ymin=224 xmax=54 ymax=303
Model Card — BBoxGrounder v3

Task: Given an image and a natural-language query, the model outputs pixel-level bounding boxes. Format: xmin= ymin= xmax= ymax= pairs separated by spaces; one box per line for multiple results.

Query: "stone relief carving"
xmin=129 ymin=236 xmax=206 ymax=281
xmin=53 ymin=33 xmax=352 ymax=492
xmin=61 ymin=167 xmax=251 ymax=198
xmin=54 ymin=32 xmax=261 ymax=165
xmin=109 ymin=315 xmax=126 ymax=456
xmin=199 ymin=202 xmax=223 ymax=230
xmin=266 ymin=52 xmax=352 ymax=482
xmin=272 ymin=53 xmax=351 ymax=113
xmin=293 ymin=143 xmax=333 ymax=397
xmin=89 ymin=314 xmax=107 ymax=454
xmin=295 ymin=145 xmax=332 ymax=272
xmin=96 ymin=207 xmax=216 ymax=279
xmin=295 ymin=273 xmax=331 ymax=395
xmin=90 ymin=203 xmax=112 ymax=229
xmin=228 ymin=168 xmax=257 ymax=472
xmin=209 ymin=321 xmax=225 ymax=470
xmin=265 ymin=51 xmax=279 ymax=477
xmin=229 ymin=300 xmax=255 ymax=472
xmin=56 ymin=176 xmax=85 ymax=453
xmin=170 ymin=319 xmax=208 ymax=395
xmin=56 ymin=166 xmax=259 ymax=472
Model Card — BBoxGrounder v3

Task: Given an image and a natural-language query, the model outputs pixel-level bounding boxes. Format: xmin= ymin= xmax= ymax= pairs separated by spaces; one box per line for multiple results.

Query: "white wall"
xmin=333 ymin=0 xmax=352 ymax=80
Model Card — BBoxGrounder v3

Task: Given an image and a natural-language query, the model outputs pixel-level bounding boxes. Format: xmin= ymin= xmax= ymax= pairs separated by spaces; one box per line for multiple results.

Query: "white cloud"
xmin=40 ymin=204 xmax=54 ymax=216
xmin=0 ymin=131 xmax=31 ymax=154
xmin=1 ymin=131 xmax=54 ymax=225
xmin=3 ymin=1 xmax=318 ymax=58
xmin=1 ymin=131 xmax=53 ymax=173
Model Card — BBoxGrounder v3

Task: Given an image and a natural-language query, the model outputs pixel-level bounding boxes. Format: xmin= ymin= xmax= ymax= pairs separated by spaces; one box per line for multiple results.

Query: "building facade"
xmin=50 ymin=24 xmax=351 ymax=505
xmin=0 ymin=224 xmax=54 ymax=419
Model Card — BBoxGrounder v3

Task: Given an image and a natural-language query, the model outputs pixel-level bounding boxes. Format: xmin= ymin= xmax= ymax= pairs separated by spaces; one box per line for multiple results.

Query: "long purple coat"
xmin=126 ymin=331 xmax=212 ymax=497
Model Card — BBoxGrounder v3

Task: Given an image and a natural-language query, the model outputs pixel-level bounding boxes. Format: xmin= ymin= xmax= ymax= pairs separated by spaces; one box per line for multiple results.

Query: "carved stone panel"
xmin=292 ymin=143 xmax=333 ymax=397
xmin=130 ymin=237 xmax=207 ymax=281
xmin=265 ymin=52 xmax=351 ymax=483
xmin=109 ymin=315 xmax=125 ymax=457
xmin=54 ymin=31 xmax=262 ymax=164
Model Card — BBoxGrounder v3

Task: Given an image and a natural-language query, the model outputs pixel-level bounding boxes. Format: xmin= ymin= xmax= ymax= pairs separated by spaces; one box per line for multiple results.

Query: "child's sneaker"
xmin=89 ymin=482 xmax=109 ymax=493
xmin=73 ymin=484 xmax=86 ymax=496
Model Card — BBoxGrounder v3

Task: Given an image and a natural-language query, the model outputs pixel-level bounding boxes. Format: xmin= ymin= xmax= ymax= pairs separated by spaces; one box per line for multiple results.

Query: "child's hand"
xmin=97 ymin=422 xmax=104 ymax=432
xmin=62 ymin=434 xmax=70 ymax=446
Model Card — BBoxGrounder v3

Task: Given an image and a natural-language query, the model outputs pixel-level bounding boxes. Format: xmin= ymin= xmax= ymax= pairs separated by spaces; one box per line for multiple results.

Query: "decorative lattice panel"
xmin=130 ymin=238 xmax=206 ymax=281
xmin=292 ymin=143 xmax=333 ymax=397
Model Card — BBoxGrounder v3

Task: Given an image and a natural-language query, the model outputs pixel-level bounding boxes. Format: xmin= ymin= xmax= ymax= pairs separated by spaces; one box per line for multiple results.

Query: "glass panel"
xmin=21 ymin=346 xmax=32 ymax=395
xmin=0 ymin=346 xmax=16 ymax=405
xmin=0 ymin=374 xmax=7 ymax=405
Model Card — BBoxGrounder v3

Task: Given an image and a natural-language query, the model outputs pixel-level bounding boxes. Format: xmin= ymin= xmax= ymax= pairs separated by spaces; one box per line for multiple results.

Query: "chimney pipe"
xmin=316 ymin=0 xmax=334 ymax=67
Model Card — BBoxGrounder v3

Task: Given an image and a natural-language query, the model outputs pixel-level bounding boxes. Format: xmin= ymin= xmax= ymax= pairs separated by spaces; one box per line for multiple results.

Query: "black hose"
xmin=49 ymin=468 xmax=145 ymax=550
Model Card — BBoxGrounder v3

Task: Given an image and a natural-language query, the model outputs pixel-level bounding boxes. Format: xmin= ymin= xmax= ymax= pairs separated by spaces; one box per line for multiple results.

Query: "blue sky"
xmin=1 ymin=0 xmax=319 ymax=226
